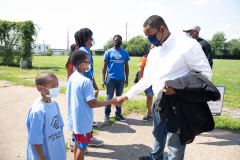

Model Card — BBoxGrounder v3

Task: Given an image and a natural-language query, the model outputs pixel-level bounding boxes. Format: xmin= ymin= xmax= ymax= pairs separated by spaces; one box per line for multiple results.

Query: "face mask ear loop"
xmin=157 ymin=30 xmax=164 ymax=46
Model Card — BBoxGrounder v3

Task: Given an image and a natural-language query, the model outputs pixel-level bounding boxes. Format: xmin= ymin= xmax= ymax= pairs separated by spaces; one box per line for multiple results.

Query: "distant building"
xmin=32 ymin=43 xmax=50 ymax=55
xmin=32 ymin=43 xmax=69 ymax=55
xmin=52 ymin=49 xmax=69 ymax=55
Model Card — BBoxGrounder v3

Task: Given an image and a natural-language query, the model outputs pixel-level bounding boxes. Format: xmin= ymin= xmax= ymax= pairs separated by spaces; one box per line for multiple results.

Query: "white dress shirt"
xmin=125 ymin=33 xmax=212 ymax=100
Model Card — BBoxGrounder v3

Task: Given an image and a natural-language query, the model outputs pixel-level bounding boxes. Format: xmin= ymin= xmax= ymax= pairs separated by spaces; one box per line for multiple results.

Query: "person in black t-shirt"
xmin=183 ymin=25 xmax=213 ymax=68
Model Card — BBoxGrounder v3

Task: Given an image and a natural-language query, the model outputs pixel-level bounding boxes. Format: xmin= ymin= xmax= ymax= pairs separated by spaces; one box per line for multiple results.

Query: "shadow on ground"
xmin=198 ymin=129 xmax=240 ymax=146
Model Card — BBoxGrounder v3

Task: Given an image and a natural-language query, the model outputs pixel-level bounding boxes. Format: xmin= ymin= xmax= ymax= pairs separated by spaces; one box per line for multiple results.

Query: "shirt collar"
xmin=161 ymin=33 xmax=174 ymax=49
xmin=82 ymin=46 xmax=90 ymax=51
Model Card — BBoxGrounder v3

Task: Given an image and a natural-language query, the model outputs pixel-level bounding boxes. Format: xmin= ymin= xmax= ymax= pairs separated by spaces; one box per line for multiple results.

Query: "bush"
xmin=95 ymin=50 xmax=105 ymax=56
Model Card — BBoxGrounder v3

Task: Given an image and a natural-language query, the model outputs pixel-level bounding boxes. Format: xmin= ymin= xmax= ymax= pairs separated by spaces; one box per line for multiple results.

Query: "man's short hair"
xmin=113 ymin=34 xmax=122 ymax=41
xmin=35 ymin=72 xmax=57 ymax=87
xmin=143 ymin=15 xmax=168 ymax=30
xmin=71 ymin=50 xmax=89 ymax=67
xmin=74 ymin=28 xmax=93 ymax=47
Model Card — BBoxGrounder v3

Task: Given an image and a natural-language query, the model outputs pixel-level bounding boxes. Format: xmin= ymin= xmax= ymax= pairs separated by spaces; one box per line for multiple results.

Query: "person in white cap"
xmin=183 ymin=25 xmax=213 ymax=68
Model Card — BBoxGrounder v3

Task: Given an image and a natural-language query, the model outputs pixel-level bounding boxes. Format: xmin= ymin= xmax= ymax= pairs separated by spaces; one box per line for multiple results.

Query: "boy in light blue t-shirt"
xmin=67 ymin=50 xmax=120 ymax=160
xmin=26 ymin=72 xmax=66 ymax=160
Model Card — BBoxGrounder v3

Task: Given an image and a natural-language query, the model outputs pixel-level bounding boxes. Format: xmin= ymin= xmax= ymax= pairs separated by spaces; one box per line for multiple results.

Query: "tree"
xmin=44 ymin=49 xmax=53 ymax=56
xmin=125 ymin=35 xmax=150 ymax=56
xmin=209 ymin=32 xmax=228 ymax=58
xmin=227 ymin=38 xmax=240 ymax=58
xmin=60 ymin=50 xmax=65 ymax=55
xmin=103 ymin=38 xmax=128 ymax=51
xmin=103 ymin=38 xmax=114 ymax=51
xmin=0 ymin=20 xmax=38 ymax=67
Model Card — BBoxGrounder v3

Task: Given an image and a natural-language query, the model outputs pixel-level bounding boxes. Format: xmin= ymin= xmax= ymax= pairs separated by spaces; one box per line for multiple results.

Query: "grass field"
xmin=0 ymin=56 xmax=240 ymax=132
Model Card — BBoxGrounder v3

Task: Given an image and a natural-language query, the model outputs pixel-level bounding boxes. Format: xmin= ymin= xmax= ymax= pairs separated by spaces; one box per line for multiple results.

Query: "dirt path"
xmin=0 ymin=84 xmax=239 ymax=160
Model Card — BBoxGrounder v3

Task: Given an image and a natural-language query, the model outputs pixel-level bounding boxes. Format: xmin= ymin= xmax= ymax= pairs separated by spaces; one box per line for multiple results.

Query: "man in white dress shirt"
xmin=118 ymin=15 xmax=212 ymax=160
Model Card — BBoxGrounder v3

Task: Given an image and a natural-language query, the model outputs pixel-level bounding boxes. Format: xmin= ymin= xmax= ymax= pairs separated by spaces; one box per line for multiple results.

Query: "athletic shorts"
xmin=72 ymin=131 xmax=91 ymax=149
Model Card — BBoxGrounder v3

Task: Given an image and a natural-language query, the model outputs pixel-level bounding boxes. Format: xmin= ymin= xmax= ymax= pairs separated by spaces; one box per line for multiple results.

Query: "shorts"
xmin=72 ymin=132 xmax=91 ymax=149
xmin=144 ymin=86 xmax=154 ymax=96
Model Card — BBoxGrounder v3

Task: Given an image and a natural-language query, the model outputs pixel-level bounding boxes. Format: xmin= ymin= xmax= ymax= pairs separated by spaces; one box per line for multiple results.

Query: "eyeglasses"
xmin=83 ymin=61 xmax=91 ymax=64
xmin=78 ymin=61 xmax=92 ymax=65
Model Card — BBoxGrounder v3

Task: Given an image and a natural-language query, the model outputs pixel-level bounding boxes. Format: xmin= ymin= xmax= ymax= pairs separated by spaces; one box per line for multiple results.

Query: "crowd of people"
xmin=26 ymin=14 xmax=218 ymax=160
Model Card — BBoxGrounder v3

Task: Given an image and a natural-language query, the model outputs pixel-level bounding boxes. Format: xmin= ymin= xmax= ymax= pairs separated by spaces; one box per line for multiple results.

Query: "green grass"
xmin=214 ymin=115 xmax=240 ymax=133
xmin=211 ymin=60 xmax=240 ymax=109
xmin=0 ymin=56 xmax=240 ymax=132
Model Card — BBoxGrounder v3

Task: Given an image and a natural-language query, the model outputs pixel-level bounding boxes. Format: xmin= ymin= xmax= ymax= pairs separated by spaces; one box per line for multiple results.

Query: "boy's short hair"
xmin=71 ymin=50 xmax=89 ymax=67
xmin=35 ymin=72 xmax=57 ymax=87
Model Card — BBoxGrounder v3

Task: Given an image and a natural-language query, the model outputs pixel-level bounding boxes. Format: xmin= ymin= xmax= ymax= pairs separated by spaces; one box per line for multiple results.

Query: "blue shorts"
xmin=144 ymin=86 xmax=154 ymax=96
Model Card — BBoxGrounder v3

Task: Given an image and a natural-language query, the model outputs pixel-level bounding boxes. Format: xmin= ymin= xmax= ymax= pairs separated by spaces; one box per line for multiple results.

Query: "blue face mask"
xmin=42 ymin=86 xmax=60 ymax=98
xmin=91 ymin=38 xmax=95 ymax=46
xmin=186 ymin=33 xmax=192 ymax=38
xmin=148 ymin=28 xmax=163 ymax=46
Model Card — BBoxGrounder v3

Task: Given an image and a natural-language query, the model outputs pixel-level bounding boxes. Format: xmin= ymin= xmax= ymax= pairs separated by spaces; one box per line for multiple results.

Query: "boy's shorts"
xmin=72 ymin=132 xmax=91 ymax=149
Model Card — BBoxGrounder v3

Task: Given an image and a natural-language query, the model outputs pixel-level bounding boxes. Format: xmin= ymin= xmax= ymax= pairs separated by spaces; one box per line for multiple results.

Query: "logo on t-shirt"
xmin=115 ymin=53 xmax=122 ymax=59
xmin=50 ymin=115 xmax=60 ymax=129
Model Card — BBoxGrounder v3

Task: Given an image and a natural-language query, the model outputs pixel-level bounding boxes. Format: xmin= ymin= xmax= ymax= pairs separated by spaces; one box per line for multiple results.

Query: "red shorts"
xmin=72 ymin=132 xmax=91 ymax=149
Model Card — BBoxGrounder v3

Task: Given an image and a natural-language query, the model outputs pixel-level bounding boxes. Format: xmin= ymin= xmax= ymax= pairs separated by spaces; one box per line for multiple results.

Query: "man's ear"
xmin=160 ymin=26 xmax=165 ymax=33
xmin=36 ymin=85 xmax=43 ymax=92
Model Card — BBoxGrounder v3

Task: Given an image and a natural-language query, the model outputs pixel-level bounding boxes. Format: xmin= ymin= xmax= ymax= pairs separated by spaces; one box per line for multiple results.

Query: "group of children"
xmin=26 ymin=50 xmax=121 ymax=160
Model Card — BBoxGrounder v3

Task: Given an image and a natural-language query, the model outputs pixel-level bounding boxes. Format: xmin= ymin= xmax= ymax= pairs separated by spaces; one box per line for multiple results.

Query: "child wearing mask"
xmin=26 ymin=72 xmax=66 ymax=160
xmin=67 ymin=50 xmax=120 ymax=160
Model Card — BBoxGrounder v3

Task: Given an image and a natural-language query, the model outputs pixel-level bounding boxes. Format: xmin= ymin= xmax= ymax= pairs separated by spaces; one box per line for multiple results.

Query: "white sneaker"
xmin=89 ymin=137 xmax=104 ymax=146
xmin=68 ymin=139 xmax=74 ymax=149
xmin=102 ymin=115 xmax=109 ymax=122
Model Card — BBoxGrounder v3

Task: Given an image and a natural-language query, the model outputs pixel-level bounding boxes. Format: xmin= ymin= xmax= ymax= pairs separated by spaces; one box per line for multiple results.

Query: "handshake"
xmin=111 ymin=95 xmax=128 ymax=107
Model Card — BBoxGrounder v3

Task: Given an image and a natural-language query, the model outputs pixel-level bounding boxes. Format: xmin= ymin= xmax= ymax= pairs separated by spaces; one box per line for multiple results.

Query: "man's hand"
xmin=125 ymin=79 xmax=128 ymax=88
xmin=116 ymin=95 xmax=128 ymax=107
xmin=102 ymin=81 xmax=106 ymax=88
xmin=94 ymin=90 xmax=99 ymax=98
xmin=111 ymin=97 xmax=122 ymax=106
xmin=163 ymin=85 xmax=175 ymax=95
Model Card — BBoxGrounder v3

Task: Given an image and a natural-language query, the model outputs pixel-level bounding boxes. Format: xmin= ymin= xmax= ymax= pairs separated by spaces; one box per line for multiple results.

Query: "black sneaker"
xmin=139 ymin=156 xmax=151 ymax=160
xmin=142 ymin=114 xmax=152 ymax=122
xmin=116 ymin=115 xmax=126 ymax=122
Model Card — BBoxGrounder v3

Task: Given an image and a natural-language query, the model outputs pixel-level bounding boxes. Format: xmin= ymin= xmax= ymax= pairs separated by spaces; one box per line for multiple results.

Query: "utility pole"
xmin=43 ymin=40 xmax=45 ymax=54
xmin=67 ymin=29 xmax=69 ymax=50
xmin=126 ymin=22 xmax=128 ymax=42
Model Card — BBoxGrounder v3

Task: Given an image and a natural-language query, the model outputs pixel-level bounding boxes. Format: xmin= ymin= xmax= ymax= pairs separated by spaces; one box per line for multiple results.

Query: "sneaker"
xmin=84 ymin=147 xmax=88 ymax=153
xmin=139 ymin=156 xmax=151 ymax=160
xmin=103 ymin=115 xmax=109 ymax=122
xmin=68 ymin=139 xmax=74 ymax=149
xmin=92 ymin=122 xmax=98 ymax=127
xmin=89 ymin=137 xmax=104 ymax=146
xmin=116 ymin=115 xmax=126 ymax=122
xmin=142 ymin=114 xmax=152 ymax=122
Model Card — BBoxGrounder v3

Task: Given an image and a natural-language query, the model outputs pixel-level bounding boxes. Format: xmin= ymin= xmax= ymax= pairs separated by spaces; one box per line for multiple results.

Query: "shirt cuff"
xmin=125 ymin=91 xmax=134 ymax=100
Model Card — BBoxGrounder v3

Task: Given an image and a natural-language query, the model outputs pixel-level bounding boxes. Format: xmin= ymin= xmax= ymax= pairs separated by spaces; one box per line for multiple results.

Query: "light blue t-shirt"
xmin=67 ymin=71 xmax=95 ymax=134
xmin=73 ymin=46 xmax=93 ymax=80
xmin=26 ymin=99 xmax=66 ymax=160
xmin=104 ymin=48 xmax=130 ymax=80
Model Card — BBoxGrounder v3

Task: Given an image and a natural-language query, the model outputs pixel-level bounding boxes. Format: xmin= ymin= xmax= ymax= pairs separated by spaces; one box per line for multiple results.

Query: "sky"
xmin=1 ymin=0 xmax=240 ymax=50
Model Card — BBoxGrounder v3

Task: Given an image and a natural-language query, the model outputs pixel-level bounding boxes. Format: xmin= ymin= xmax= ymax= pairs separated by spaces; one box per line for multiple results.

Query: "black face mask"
xmin=114 ymin=41 xmax=122 ymax=47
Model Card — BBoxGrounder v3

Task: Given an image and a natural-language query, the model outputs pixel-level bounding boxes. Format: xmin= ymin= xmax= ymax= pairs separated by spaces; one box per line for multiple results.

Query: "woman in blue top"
xmin=73 ymin=28 xmax=103 ymax=147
